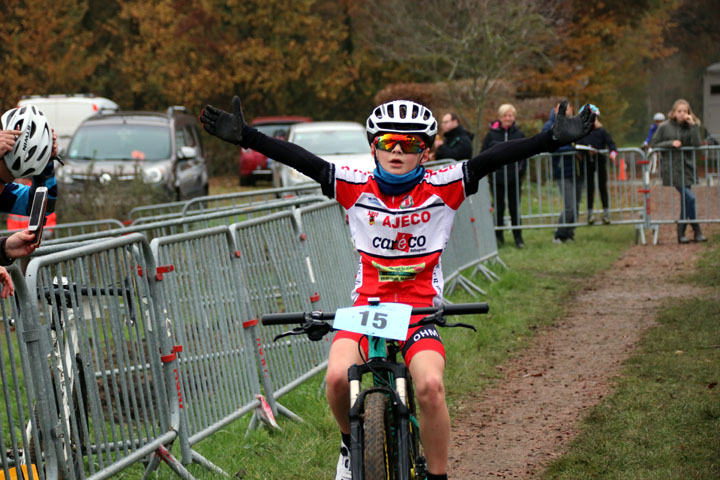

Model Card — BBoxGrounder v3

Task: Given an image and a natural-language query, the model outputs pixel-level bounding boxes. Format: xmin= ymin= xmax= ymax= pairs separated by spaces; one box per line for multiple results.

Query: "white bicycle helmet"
xmin=366 ymin=100 xmax=438 ymax=147
xmin=1 ymin=105 xmax=53 ymax=178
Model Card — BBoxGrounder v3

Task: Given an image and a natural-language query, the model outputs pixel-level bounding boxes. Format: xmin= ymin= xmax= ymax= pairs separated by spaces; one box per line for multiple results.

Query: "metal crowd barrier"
xmin=16 ymin=234 xmax=193 ymax=479
xmin=644 ymin=145 xmax=720 ymax=243
xmin=497 ymin=148 xmax=646 ymax=233
xmin=149 ymin=226 xmax=265 ymax=476
xmin=127 ymin=184 xmax=322 ymax=224
xmin=442 ymin=177 xmax=501 ymax=296
xmin=41 ymin=196 xmax=325 ymax=246
xmin=230 ymin=209 xmax=331 ymax=407
xmin=1 ymin=268 xmax=43 ymax=480
xmin=0 ymin=219 xmax=125 ymax=242
xmin=0 ymin=164 xmax=507 ymax=478
xmin=293 ymin=200 xmax=357 ymax=312
xmin=180 ymin=184 xmax=322 ymax=216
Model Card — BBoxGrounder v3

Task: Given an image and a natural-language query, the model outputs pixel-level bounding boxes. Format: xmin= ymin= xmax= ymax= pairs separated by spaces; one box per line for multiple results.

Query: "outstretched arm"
xmin=200 ymin=96 xmax=334 ymax=196
xmin=464 ymin=102 xmax=594 ymax=193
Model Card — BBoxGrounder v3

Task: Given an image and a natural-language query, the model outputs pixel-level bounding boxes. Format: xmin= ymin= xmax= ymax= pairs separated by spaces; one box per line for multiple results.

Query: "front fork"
xmin=348 ymin=360 xmax=414 ymax=480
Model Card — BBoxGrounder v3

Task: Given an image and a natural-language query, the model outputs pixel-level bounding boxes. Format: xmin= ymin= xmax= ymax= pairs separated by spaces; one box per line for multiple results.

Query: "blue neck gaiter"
xmin=373 ymin=164 xmax=426 ymax=195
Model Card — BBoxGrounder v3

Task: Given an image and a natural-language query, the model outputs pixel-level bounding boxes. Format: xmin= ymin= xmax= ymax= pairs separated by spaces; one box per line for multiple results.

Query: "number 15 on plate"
xmin=333 ymin=303 xmax=412 ymax=340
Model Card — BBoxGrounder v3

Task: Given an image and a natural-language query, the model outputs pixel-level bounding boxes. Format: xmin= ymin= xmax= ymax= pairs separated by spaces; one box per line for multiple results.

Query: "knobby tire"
xmin=363 ymin=392 xmax=391 ymax=480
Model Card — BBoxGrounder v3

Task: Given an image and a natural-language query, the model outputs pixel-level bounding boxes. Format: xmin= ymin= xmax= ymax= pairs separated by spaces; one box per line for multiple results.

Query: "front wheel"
xmin=363 ymin=392 xmax=391 ymax=480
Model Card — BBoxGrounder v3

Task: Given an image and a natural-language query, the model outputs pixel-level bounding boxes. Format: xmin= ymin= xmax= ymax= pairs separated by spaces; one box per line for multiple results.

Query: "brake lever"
xmin=273 ymin=327 xmax=306 ymax=342
xmin=443 ymin=321 xmax=477 ymax=331
xmin=409 ymin=308 xmax=477 ymax=331
xmin=273 ymin=312 xmax=334 ymax=342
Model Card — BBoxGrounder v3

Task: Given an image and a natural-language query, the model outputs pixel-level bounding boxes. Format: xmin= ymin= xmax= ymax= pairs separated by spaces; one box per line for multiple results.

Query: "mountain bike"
xmin=261 ymin=299 xmax=489 ymax=480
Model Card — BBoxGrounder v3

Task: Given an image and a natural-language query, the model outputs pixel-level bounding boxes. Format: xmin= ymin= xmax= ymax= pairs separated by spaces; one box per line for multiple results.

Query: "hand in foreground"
xmin=199 ymin=96 xmax=246 ymax=145
xmin=5 ymin=230 xmax=39 ymax=259
xmin=552 ymin=101 xmax=595 ymax=145
xmin=0 ymin=129 xmax=22 ymax=157
xmin=0 ymin=266 xmax=12 ymax=298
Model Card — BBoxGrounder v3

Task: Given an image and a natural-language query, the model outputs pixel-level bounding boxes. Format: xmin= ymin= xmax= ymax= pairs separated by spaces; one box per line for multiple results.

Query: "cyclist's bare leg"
xmin=409 ymin=350 xmax=449 ymax=475
xmin=325 ymin=338 xmax=364 ymax=434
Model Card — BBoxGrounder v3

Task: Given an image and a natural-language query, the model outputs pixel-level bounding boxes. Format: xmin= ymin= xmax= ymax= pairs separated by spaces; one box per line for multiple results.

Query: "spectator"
xmin=642 ymin=112 xmax=665 ymax=149
xmin=1 ymin=107 xmax=60 ymax=220
xmin=542 ymin=102 xmax=582 ymax=243
xmin=650 ymin=99 xmax=705 ymax=243
xmin=482 ymin=103 xmax=527 ymax=248
xmin=433 ymin=112 xmax=472 ymax=160
xmin=575 ymin=104 xmax=618 ymax=225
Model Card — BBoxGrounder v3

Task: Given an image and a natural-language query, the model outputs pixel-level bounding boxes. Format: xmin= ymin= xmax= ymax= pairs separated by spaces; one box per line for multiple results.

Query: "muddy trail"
xmin=448 ymin=229 xmax=714 ymax=479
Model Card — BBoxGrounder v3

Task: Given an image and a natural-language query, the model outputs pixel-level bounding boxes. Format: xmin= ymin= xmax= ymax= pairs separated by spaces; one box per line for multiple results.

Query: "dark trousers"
xmin=491 ymin=179 xmax=523 ymax=241
xmin=586 ymin=154 xmax=609 ymax=210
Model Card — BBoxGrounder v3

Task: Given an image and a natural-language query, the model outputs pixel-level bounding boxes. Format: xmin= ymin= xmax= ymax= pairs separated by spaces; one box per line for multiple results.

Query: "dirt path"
xmin=448 ymin=229 xmax=713 ymax=479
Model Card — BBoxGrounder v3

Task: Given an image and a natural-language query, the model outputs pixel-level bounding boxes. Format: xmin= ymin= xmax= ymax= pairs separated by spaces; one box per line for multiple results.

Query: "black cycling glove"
xmin=551 ymin=101 xmax=595 ymax=146
xmin=200 ymin=95 xmax=246 ymax=145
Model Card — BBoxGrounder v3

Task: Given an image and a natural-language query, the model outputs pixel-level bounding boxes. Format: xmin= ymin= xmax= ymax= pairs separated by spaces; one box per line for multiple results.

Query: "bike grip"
xmin=442 ymin=303 xmax=489 ymax=315
xmin=261 ymin=312 xmax=307 ymax=325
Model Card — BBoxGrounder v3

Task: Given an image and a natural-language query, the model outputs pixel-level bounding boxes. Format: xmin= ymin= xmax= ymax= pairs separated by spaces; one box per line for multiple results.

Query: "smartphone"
xmin=27 ymin=186 xmax=48 ymax=246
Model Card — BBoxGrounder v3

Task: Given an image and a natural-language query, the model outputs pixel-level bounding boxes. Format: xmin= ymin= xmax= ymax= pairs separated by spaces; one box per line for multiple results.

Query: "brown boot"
xmin=691 ymin=223 xmax=708 ymax=242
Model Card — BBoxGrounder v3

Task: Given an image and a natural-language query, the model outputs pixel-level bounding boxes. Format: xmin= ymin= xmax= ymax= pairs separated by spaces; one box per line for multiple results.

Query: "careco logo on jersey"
xmin=372 ymin=232 xmax=427 ymax=253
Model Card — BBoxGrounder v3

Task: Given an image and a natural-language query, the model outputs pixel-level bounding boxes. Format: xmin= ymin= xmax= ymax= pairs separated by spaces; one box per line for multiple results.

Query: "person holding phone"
xmin=0 ymin=106 xmax=60 ymax=222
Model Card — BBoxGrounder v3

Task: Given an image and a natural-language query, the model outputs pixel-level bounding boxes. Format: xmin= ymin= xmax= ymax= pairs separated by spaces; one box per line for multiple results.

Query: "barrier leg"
xmin=191 ymin=450 xmax=230 ymax=478
xmin=142 ymin=445 xmax=196 ymax=480
xmin=456 ymin=275 xmax=487 ymax=296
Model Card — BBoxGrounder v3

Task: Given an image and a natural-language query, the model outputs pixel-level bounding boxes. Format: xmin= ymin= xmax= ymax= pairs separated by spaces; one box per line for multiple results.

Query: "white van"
xmin=17 ymin=94 xmax=119 ymax=154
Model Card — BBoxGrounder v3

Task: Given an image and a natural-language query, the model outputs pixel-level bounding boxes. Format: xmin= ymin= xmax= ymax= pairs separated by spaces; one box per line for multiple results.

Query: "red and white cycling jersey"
xmin=333 ymin=163 xmax=468 ymax=307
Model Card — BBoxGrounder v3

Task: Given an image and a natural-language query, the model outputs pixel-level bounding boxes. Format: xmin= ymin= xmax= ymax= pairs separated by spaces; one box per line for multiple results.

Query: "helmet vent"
xmin=399 ymin=104 xmax=407 ymax=118
xmin=387 ymin=104 xmax=394 ymax=117
xmin=374 ymin=107 xmax=382 ymax=118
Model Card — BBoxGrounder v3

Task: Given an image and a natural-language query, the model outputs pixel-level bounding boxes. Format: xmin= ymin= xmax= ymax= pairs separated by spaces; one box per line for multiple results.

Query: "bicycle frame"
xmin=347 ymin=335 xmax=419 ymax=480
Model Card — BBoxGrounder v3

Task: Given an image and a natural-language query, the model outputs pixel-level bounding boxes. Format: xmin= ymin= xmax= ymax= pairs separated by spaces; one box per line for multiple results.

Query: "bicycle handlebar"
xmin=261 ymin=302 xmax=489 ymax=326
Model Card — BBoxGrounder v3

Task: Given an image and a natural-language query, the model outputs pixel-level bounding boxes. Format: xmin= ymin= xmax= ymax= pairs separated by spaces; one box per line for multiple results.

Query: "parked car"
xmin=238 ymin=115 xmax=311 ymax=185
xmin=59 ymin=106 xmax=209 ymax=200
xmin=275 ymin=121 xmax=375 ymax=187
xmin=18 ymin=94 xmax=119 ymax=154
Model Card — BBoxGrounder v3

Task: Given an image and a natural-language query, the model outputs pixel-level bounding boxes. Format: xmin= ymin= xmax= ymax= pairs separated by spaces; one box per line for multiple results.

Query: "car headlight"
xmin=143 ymin=166 xmax=166 ymax=184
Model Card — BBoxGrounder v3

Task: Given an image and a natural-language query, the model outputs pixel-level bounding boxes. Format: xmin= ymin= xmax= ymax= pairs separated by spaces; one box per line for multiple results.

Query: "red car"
xmin=238 ymin=116 xmax=311 ymax=185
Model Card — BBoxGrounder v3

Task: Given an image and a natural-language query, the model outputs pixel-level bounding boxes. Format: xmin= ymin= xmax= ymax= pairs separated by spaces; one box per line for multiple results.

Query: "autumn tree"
xmin=349 ymin=0 xmax=556 ymax=154
xmin=0 ymin=0 xmax=105 ymax=110
xmin=519 ymin=0 xmax=679 ymax=142
xmin=110 ymin=0 xmax=365 ymax=119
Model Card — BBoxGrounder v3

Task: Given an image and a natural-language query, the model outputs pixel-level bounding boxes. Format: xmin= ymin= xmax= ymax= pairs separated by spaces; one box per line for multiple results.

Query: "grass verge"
xmin=143 ymin=225 xmax=638 ymax=479
xmin=543 ymin=237 xmax=720 ymax=480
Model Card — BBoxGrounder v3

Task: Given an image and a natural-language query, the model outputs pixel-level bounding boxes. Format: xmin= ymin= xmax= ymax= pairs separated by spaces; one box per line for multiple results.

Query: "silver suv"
xmin=59 ymin=106 xmax=209 ymax=200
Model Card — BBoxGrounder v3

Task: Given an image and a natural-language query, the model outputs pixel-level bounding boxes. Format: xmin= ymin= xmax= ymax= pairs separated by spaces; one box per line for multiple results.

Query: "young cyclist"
xmin=201 ymin=96 xmax=594 ymax=480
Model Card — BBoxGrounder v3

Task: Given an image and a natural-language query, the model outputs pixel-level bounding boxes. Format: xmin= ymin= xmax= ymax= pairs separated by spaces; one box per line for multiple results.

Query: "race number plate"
xmin=333 ymin=303 xmax=412 ymax=340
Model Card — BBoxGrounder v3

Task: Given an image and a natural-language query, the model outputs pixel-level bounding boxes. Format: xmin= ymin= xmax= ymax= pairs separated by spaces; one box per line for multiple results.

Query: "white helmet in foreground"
xmin=366 ymin=100 xmax=438 ymax=148
xmin=1 ymin=105 xmax=53 ymax=178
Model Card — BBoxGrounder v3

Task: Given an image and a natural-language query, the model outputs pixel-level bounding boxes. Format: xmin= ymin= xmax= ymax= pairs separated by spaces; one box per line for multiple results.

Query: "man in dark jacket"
xmin=433 ymin=112 xmax=473 ymax=160
xmin=542 ymin=102 xmax=582 ymax=243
